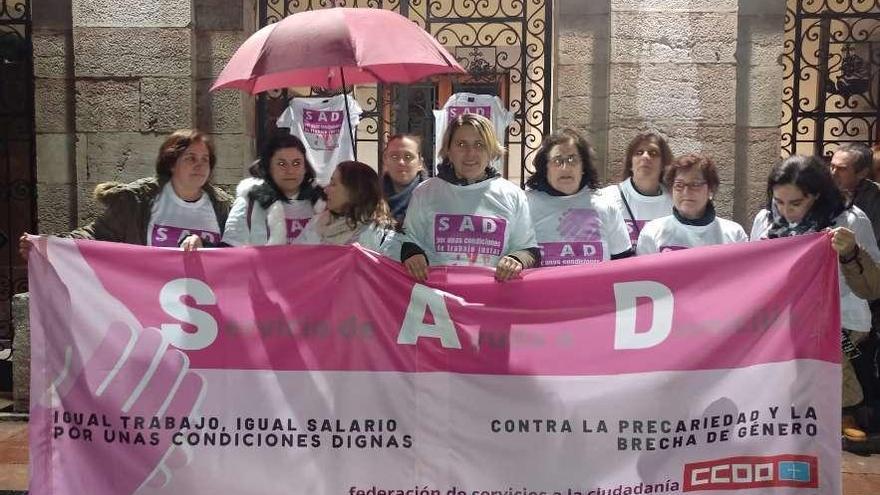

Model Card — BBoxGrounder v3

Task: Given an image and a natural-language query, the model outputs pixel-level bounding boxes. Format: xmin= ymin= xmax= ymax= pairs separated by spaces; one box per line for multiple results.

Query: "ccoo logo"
xmin=682 ymin=454 xmax=818 ymax=491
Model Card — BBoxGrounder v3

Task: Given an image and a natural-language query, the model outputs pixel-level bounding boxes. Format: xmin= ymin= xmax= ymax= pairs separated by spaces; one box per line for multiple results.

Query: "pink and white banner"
xmin=27 ymin=234 xmax=842 ymax=495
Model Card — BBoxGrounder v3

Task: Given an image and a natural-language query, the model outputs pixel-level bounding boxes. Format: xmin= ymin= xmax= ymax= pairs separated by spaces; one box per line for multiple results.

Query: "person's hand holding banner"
xmin=28 ymin=236 xmax=204 ymax=495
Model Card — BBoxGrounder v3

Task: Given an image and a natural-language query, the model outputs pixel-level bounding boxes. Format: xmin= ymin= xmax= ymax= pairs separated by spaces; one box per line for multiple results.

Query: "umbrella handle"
xmin=340 ymin=67 xmax=357 ymax=161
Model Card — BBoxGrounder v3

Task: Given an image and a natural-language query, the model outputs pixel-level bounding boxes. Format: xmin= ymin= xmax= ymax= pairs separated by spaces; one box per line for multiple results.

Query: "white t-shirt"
xmin=147 ymin=183 xmax=220 ymax=247
xmin=751 ymin=207 xmax=880 ymax=332
xmin=600 ymin=178 xmax=673 ymax=248
xmin=223 ymin=197 xmax=317 ymax=247
xmin=276 ymin=94 xmax=362 ymax=185
xmin=636 ymin=214 xmax=748 ymax=255
xmin=433 ymin=93 xmax=513 ymax=171
xmin=402 ymin=177 xmax=538 ymax=268
xmin=526 ymin=187 xmax=631 ymax=266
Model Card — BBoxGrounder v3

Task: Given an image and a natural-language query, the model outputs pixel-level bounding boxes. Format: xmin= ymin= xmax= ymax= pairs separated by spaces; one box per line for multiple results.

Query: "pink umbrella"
xmin=211 ymin=7 xmax=465 ymax=94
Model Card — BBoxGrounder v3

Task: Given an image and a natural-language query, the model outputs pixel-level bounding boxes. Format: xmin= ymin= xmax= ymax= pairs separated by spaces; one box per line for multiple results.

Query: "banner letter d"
xmin=613 ymin=281 xmax=673 ymax=350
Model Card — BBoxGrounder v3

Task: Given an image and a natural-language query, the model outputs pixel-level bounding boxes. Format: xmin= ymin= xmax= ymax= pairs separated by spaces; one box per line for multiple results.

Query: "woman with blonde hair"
xmin=401 ymin=113 xmax=539 ymax=282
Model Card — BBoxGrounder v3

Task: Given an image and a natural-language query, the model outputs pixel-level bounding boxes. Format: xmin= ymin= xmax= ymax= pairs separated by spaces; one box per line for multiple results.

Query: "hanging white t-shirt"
xmin=600 ymin=178 xmax=673 ymax=248
xmin=222 ymin=178 xmax=319 ymax=246
xmin=403 ymin=177 xmax=538 ymax=268
xmin=433 ymin=93 xmax=514 ymax=170
xmin=276 ymin=94 xmax=362 ymax=184
xmin=636 ymin=214 xmax=747 ymax=255
xmin=751 ymin=207 xmax=880 ymax=332
xmin=526 ymin=187 xmax=631 ymax=266
xmin=147 ymin=183 xmax=220 ymax=247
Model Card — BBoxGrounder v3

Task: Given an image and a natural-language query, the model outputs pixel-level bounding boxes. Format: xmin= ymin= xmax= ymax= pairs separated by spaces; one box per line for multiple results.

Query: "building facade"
xmin=2 ymin=0 xmax=879 ymax=353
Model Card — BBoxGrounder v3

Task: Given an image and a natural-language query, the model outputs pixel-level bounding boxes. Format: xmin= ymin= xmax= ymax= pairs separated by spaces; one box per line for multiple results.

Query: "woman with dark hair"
xmin=600 ymin=131 xmax=675 ymax=251
xmin=637 ymin=153 xmax=746 ymax=254
xmin=381 ymin=133 xmax=426 ymax=224
xmin=750 ymin=155 xmax=880 ymax=440
xmin=19 ymin=128 xmax=232 ymax=257
xmin=526 ymin=128 xmax=632 ymax=266
xmin=222 ymin=133 xmax=322 ymax=246
xmin=401 ymin=113 xmax=539 ymax=282
xmin=296 ymin=161 xmax=398 ymax=256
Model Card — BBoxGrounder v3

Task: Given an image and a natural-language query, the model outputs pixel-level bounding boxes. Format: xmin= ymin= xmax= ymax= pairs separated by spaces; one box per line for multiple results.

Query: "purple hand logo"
xmin=28 ymin=236 xmax=205 ymax=495
xmin=557 ymin=208 xmax=601 ymax=241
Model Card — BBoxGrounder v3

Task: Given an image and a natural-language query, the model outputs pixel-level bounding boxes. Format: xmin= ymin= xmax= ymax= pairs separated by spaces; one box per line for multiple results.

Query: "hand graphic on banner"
xmin=28 ymin=236 xmax=204 ymax=495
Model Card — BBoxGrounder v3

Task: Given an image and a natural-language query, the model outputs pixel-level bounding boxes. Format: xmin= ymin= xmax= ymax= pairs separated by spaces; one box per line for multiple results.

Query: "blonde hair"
xmin=438 ymin=113 xmax=505 ymax=163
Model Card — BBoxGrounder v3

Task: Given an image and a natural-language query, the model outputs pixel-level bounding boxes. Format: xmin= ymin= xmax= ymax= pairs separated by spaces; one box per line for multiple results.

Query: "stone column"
xmin=194 ymin=0 xmax=256 ymax=190
xmin=734 ymin=0 xmax=787 ymax=226
xmin=606 ymin=0 xmax=740 ymax=219
xmin=33 ymin=0 xmax=77 ymax=234
xmin=554 ymin=0 xmax=611 ymax=182
xmin=70 ymin=0 xmax=195 ymax=220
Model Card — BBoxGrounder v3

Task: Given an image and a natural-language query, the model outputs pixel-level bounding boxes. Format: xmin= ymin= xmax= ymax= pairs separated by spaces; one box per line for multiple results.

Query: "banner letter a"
xmin=397 ymin=284 xmax=462 ymax=349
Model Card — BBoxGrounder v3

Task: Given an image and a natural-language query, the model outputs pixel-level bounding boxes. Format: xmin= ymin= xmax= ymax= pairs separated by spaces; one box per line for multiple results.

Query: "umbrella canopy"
xmin=211 ymin=7 xmax=465 ymax=94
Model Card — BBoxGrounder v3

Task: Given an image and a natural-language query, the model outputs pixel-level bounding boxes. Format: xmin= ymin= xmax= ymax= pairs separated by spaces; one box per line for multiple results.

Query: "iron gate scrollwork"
xmin=781 ymin=0 xmax=880 ymax=157
xmin=257 ymin=0 xmax=552 ymax=185
xmin=0 ymin=0 xmax=34 ymax=356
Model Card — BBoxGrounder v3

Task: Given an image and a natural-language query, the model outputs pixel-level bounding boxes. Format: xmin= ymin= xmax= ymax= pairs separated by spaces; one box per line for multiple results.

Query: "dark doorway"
xmin=0 ymin=0 xmax=35 ymax=386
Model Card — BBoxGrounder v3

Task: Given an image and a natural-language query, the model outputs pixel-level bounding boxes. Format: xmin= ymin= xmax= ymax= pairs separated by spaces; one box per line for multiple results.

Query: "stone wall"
xmin=555 ymin=0 xmax=787 ymax=227
xmin=32 ymin=0 xmax=77 ymax=235
xmin=31 ymin=0 xmax=255 ymax=232
xmin=10 ymin=294 xmax=28 ymax=413
xmin=735 ymin=0 xmax=787 ymax=223
xmin=555 ymin=0 xmax=610 ymax=183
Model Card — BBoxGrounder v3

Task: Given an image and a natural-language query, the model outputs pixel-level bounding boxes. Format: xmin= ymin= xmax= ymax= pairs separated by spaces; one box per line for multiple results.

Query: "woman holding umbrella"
xmin=750 ymin=154 xmax=880 ymax=441
xmin=400 ymin=113 xmax=539 ymax=282
xmin=526 ymin=128 xmax=632 ymax=266
xmin=222 ymin=133 xmax=323 ymax=246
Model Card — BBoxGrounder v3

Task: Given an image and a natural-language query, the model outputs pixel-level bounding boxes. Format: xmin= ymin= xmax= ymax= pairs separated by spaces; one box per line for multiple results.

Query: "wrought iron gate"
xmin=781 ymin=0 xmax=880 ymax=156
xmin=0 ymin=0 xmax=34 ymax=357
xmin=257 ymin=0 xmax=552 ymax=184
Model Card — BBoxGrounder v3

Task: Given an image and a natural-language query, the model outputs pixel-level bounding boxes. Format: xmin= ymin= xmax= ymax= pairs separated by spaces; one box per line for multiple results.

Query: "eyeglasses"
xmin=634 ymin=148 xmax=660 ymax=158
xmin=672 ymin=180 xmax=708 ymax=192
xmin=549 ymin=154 xmax=582 ymax=168
xmin=386 ymin=153 xmax=419 ymax=164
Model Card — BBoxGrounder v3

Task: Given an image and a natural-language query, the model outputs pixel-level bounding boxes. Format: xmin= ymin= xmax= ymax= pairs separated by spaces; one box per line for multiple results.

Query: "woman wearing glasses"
xmin=401 ymin=113 xmax=539 ymax=282
xmin=381 ymin=134 xmax=426 ymax=225
xmin=600 ymin=131 xmax=675 ymax=251
xmin=636 ymin=153 xmax=746 ymax=254
xmin=222 ymin=133 xmax=322 ymax=246
xmin=526 ymin=129 xmax=632 ymax=266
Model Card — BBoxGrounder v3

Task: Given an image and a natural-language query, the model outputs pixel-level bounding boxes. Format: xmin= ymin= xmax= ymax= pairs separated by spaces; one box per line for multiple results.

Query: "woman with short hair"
xmin=600 ymin=131 xmax=675 ymax=251
xmin=381 ymin=133 xmax=425 ymax=225
xmin=637 ymin=153 xmax=746 ymax=254
xmin=400 ymin=113 xmax=539 ymax=282
xmin=19 ymin=128 xmax=232 ymax=258
xmin=526 ymin=128 xmax=632 ymax=266
xmin=222 ymin=133 xmax=322 ymax=246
